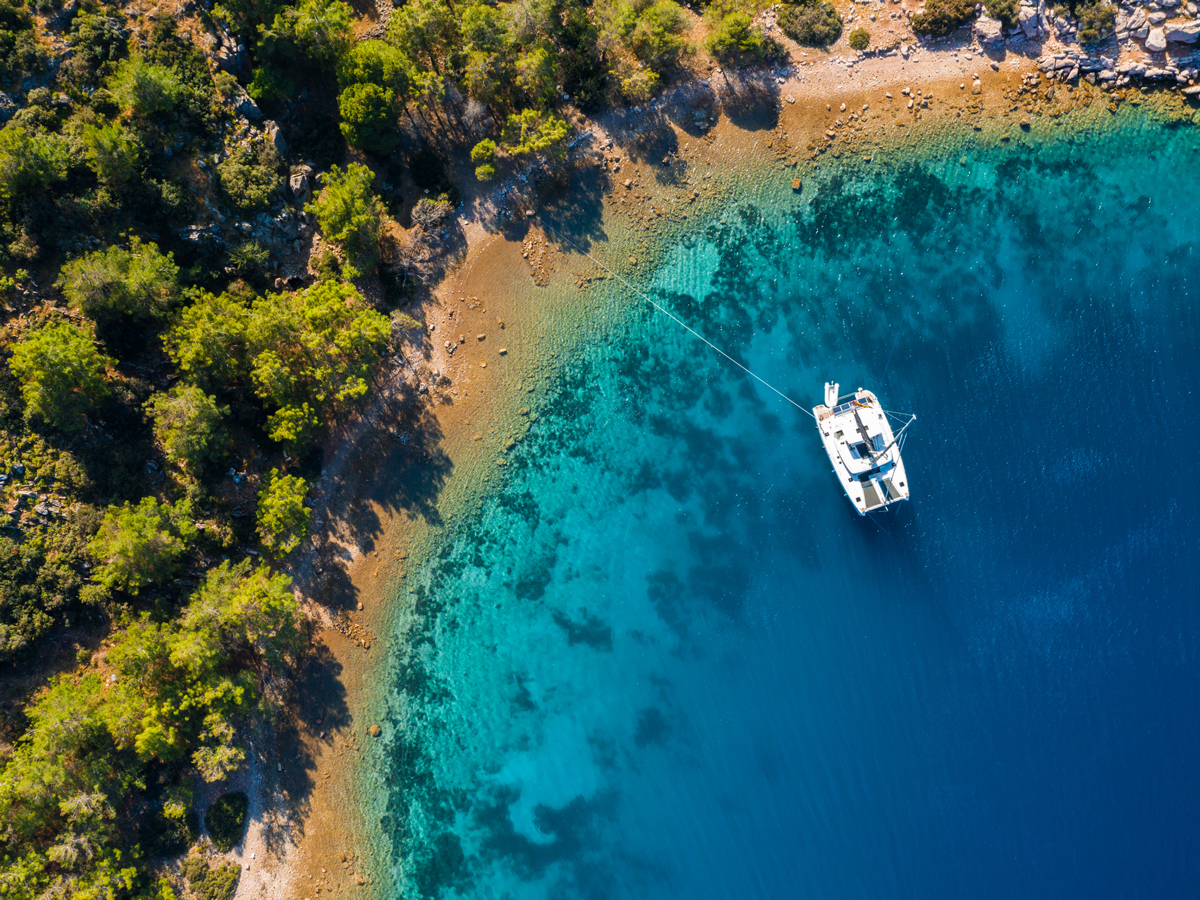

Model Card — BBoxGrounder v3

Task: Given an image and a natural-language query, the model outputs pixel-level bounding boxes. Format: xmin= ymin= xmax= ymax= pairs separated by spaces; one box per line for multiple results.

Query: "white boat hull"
xmin=813 ymin=385 xmax=911 ymax=516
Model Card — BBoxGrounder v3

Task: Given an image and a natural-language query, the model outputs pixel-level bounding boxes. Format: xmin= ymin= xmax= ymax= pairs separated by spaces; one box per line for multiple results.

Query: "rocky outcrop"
xmin=974 ymin=13 xmax=1006 ymax=47
xmin=1165 ymin=20 xmax=1200 ymax=42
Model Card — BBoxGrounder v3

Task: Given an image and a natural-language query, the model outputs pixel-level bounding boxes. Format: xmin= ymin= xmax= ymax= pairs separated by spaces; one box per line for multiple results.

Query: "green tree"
xmin=460 ymin=1 xmax=505 ymax=52
xmin=80 ymin=121 xmax=140 ymax=187
xmin=87 ymin=497 xmax=197 ymax=595
xmin=245 ymin=280 xmax=390 ymax=445
xmin=705 ymin=11 xmax=767 ymax=63
xmin=216 ymin=137 xmax=283 ymax=213
xmin=163 ymin=287 xmax=253 ymax=388
xmin=847 ymin=26 xmax=870 ymax=49
xmin=338 ymin=82 xmax=399 ymax=154
xmin=256 ymin=470 xmax=310 ymax=557
xmin=337 ymin=39 xmax=412 ymax=96
xmin=386 ymin=0 xmax=458 ymax=75
xmin=8 ymin=320 xmax=111 ymax=431
xmin=502 ymin=109 xmax=571 ymax=159
xmin=57 ymin=239 xmax=179 ymax=320
xmin=307 ymin=163 xmax=385 ymax=277
xmin=108 ymin=56 xmax=183 ymax=117
xmin=516 ymin=45 xmax=559 ymax=107
xmin=259 ymin=0 xmax=354 ymax=71
xmin=145 ymin=385 xmax=228 ymax=473
xmin=984 ymin=0 xmax=1019 ymax=26
xmin=0 ymin=122 xmax=69 ymax=202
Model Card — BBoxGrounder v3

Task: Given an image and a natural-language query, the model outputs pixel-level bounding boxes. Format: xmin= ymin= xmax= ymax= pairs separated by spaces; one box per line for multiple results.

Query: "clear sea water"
xmin=371 ymin=106 xmax=1200 ymax=898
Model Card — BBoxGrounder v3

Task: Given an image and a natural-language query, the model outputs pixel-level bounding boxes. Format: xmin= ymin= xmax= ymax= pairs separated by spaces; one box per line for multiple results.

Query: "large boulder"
xmin=1019 ymin=4 xmax=1041 ymax=37
xmin=1146 ymin=26 xmax=1168 ymax=49
xmin=975 ymin=13 xmax=1006 ymax=46
xmin=1165 ymin=20 xmax=1200 ymax=42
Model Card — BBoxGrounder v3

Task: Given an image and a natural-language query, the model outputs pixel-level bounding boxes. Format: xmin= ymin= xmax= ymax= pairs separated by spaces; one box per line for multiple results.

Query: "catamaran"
xmin=814 ymin=383 xmax=915 ymax=516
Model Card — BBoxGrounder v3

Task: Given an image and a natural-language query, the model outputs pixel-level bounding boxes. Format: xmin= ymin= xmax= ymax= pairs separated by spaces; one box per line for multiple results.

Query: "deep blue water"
xmin=372 ymin=109 xmax=1200 ymax=899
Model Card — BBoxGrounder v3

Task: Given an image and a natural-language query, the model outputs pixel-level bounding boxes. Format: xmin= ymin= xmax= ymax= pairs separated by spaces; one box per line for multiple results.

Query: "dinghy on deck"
xmin=814 ymin=383 xmax=914 ymax=516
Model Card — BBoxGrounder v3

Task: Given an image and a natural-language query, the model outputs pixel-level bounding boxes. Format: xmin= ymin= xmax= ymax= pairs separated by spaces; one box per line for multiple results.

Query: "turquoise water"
xmin=373 ymin=109 xmax=1200 ymax=898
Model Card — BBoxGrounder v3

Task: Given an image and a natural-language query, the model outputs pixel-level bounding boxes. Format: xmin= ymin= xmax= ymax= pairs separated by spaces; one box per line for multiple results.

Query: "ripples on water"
xmin=373 ymin=111 xmax=1200 ymax=898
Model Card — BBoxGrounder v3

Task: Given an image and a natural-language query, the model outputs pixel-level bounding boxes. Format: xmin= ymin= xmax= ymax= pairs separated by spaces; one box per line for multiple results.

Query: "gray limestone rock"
xmin=974 ymin=13 xmax=1006 ymax=45
xmin=1146 ymin=25 xmax=1168 ymax=47
xmin=1165 ymin=19 xmax=1200 ymax=39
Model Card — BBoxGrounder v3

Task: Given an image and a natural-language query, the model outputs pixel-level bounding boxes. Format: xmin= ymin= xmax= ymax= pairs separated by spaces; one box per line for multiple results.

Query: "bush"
xmin=1077 ymin=0 xmax=1115 ymax=43
xmin=183 ymin=855 xmax=242 ymax=900
xmin=256 ymin=470 xmax=310 ymax=557
xmin=620 ymin=0 xmax=691 ymax=74
xmin=217 ymin=138 xmax=283 ymax=213
xmin=80 ymin=122 xmax=140 ymax=187
xmin=848 ymin=26 xmax=870 ymax=49
xmin=205 ymin=792 xmax=249 ymax=852
xmin=259 ymin=0 xmax=353 ymax=74
xmin=57 ymin=239 xmax=179 ymax=320
xmin=619 ymin=69 xmax=661 ymax=103
xmin=8 ymin=320 xmax=112 ymax=431
xmin=706 ymin=11 xmax=767 ymax=64
xmin=61 ymin=13 xmax=126 ymax=89
xmin=338 ymin=82 xmax=399 ymax=154
xmin=778 ymin=0 xmax=844 ymax=46
xmin=410 ymin=196 xmax=453 ymax=231
xmin=87 ymin=497 xmax=197 ymax=595
xmin=474 ymin=163 xmax=496 ymax=182
xmin=145 ymin=385 xmax=227 ymax=473
xmin=0 ymin=122 xmax=69 ymax=202
xmin=108 ymin=56 xmax=183 ymax=118
xmin=985 ymin=0 xmax=1019 ymax=27
xmin=307 ymin=163 xmax=384 ymax=277
xmin=910 ymin=0 xmax=976 ymax=36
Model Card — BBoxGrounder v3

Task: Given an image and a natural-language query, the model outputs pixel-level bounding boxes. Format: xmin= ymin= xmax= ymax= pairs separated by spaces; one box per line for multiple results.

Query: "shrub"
xmin=985 ymin=0 xmax=1019 ymax=27
xmin=470 ymin=139 xmax=496 ymax=166
xmin=910 ymin=0 xmax=976 ymax=36
xmin=307 ymin=163 xmax=384 ymax=277
xmin=410 ymin=196 xmax=453 ymax=231
xmin=0 ymin=122 xmax=69 ymax=201
xmin=256 ymin=470 xmax=310 ymax=557
xmin=80 ymin=122 xmax=140 ymax=187
xmin=183 ymin=855 xmax=242 ymax=900
xmin=228 ymin=241 xmax=271 ymax=278
xmin=87 ymin=497 xmax=197 ymax=595
xmin=515 ymin=45 xmax=559 ymax=107
xmin=205 ymin=792 xmax=249 ymax=852
xmin=145 ymin=385 xmax=228 ymax=473
xmin=109 ymin=56 xmax=183 ymax=117
xmin=619 ymin=69 xmax=661 ymax=103
xmin=57 ymin=239 xmax=179 ymax=320
xmin=474 ymin=163 xmax=496 ymax=182
xmin=62 ymin=12 xmax=126 ymax=89
xmin=338 ymin=82 xmax=399 ymax=154
xmin=217 ymin=138 xmax=283 ymax=213
xmin=706 ymin=11 xmax=767 ymax=64
xmin=8 ymin=320 xmax=111 ymax=431
xmin=778 ymin=0 xmax=844 ymax=45
xmin=848 ymin=26 xmax=871 ymax=49
xmin=1077 ymin=0 xmax=1115 ymax=43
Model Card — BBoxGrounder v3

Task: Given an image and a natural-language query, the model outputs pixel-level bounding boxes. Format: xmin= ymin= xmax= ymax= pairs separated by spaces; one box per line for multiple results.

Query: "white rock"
xmin=974 ymin=13 xmax=1006 ymax=45
xmin=1146 ymin=25 xmax=1168 ymax=48
xmin=1166 ymin=19 xmax=1200 ymax=40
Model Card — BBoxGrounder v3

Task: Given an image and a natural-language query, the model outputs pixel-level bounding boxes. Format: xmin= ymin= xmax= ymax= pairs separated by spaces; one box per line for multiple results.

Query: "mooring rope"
xmin=536 ymin=217 xmax=817 ymax=420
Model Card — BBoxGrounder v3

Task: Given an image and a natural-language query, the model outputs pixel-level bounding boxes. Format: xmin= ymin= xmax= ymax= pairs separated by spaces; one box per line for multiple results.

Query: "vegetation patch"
xmin=205 ymin=792 xmax=249 ymax=852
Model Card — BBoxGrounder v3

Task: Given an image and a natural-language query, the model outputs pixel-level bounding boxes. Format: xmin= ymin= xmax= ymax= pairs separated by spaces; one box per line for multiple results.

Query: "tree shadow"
xmin=496 ymin=157 xmax=612 ymax=256
xmin=718 ymin=71 xmax=782 ymax=132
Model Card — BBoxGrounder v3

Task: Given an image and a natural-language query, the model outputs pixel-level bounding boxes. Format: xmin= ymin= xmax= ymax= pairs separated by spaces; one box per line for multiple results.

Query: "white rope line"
xmin=537 ymin=218 xmax=816 ymax=420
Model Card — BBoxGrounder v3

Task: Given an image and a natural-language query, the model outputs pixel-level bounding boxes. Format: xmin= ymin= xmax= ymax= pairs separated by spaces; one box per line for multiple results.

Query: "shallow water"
xmin=372 ymin=108 xmax=1200 ymax=899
